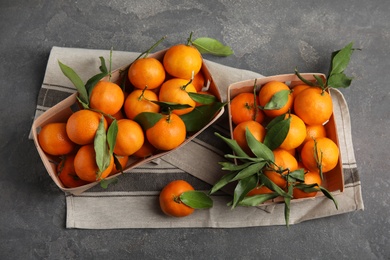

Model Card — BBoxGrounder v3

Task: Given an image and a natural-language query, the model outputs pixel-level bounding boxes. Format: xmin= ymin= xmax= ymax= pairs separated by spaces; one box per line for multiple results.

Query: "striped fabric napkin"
xmin=31 ymin=47 xmax=364 ymax=229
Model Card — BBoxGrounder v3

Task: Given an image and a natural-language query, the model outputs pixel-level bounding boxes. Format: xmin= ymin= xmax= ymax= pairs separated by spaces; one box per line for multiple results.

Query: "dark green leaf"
xmin=151 ymin=100 xmax=192 ymax=114
xmin=327 ymin=73 xmax=353 ymax=88
xmin=245 ymin=128 xmax=274 ymax=161
xmin=107 ymin=119 xmax=118 ymax=155
xmin=180 ymin=102 xmax=226 ymax=132
xmin=188 ymin=92 xmax=217 ymax=105
xmin=98 ymin=56 xmax=108 ymax=74
xmin=288 ymin=169 xmax=305 ymax=182
xmin=263 ymin=116 xmax=291 ymax=150
xmin=180 ymin=190 xmax=213 ymax=209
xmin=113 ymin=155 xmax=124 ymax=174
xmin=85 ymin=57 xmax=109 ymax=95
xmin=100 ymin=178 xmax=118 ymax=189
xmin=215 ymin=132 xmax=249 ymax=159
xmin=319 ymin=186 xmax=339 ymax=210
xmin=210 ymin=171 xmax=237 ymax=194
xmin=265 ymin=114 xmax=285 ymax=130
xmin=294 ymin=68 xmax=316 ymax=87
xmin=192 ymin=37 xmax=234 ymax=57
xmin=134 ymin=112 xmax=163 ymax=130
xmin=263 ymin=89 xmax=290 ymax=110
xmin=219 ymin=161 xmax=254 ymax=171
xmin=259 ymin=174 xmax=290 ymax=198
xmin=313 ymin=75 xmax=325 ymax=88
xmin=58 ymin=60 xmax=89 ymax=105
xmin=94 ymin=115 xmax=111 ymax=179
xmin=330 ymin=42 xmax=353 ymax=75
xmin=284 ymin=184 xmax=294 ymax=227
xmin=224 ymin=154 xmax=265 ymax=163
xmin=232 ymin=175 xmax=258 ymax=208
xmin=231 ymin=162 xmax=265 ymax=182
xmin=239 ymin=192 xmax=279 ymax=206
xmin=294 ymin=183 xmax=320 ymax=193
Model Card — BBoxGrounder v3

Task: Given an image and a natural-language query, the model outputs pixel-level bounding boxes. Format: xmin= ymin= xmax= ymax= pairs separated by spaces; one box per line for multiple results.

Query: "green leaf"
xmin=265 ymin=114 xmax=285 ymax=130
xmin=327 ymin=73 xmax=353 ymax=88
xmin=58 ymin=60 xmax=89 ymax=105
xmin=113 ymin=155 xmax=124 ymax=174
xmin=210 ymin=171 xmax=237 ymax=194
xmin=98 ymin=56 xmax=109 ymax=74
xmin=330 ymin=42 xmax=353 ymax=75
xmin=232 ymin=174 xmax=258 ymax=208
xmin=85 ymin=57 xmax=109 ymax=95
xmin=219 ymin=161 xmax=254 ymax=171
xmin=180 ymin=190 xmax=213 ymax=209
xmin=259 ymin=174 xmax=290 ymax=198
xmin=134 ymin=112 xmax=163 ymax=130
xmin=192 ymin=37 xmax=234 ymax=57
xmin=263 ymin=89 xmax=290 ymax=110
xmin=245 ymin=128 xmax=274 ymax=161
xmin=239 ymin=192 xmax=279 ymax=206
xmin=180 ymin=102 xmax=226 ymax=132
xmin=100 ymin=178 xmax=118 ymax=189
xmin=294 ymin=183 xmax=320 ymax=193
xmin=231 ymin=162 xmax=265 ymax=182
xmin=188 ymin=92 xmax=217 ymax=105
xmin=107 ymin=119 xmax=118 ymax=155
xmin=284 ymin=184 xmax=294 ymax=227
xmin=94 ymin=115 xmax=111 ymax=179
xmin=288 ymin=168 xmax=305 ymax=182
xmin=319 ymin=186 xmax=339 ymax=210
xmin=313 ymin=75 xmax=325 ymax=88
xmin=294 ymin=68 xmax=316 ymax=87
xmin=151 ymin=100 xmax=192 ymax=114
xmin=263 ymin=116 xmax=291 ymax=150
xmin=215 ymin=132 xmax=249 ymax=159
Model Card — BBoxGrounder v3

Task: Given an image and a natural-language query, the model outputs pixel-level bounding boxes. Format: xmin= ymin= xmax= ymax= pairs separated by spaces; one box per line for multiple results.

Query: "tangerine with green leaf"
xmin=159 ymin=180 xmax=195 ymax=217
xmin=230 ymin=92 xmax=265 ymax=125
xmin=258 ymin=81 xmax=293 ymax=118
xmin=124 ymin=88 xmax=160 ymax=120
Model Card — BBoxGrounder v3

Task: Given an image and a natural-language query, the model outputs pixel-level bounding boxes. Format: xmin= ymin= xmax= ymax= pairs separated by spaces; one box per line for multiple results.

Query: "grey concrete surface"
xmin=1 ymin=0 xmax=389 ymax=259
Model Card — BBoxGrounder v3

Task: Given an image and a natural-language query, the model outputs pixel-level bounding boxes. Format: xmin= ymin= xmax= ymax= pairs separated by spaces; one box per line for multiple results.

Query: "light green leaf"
xmin=192 ymin=37 xmax=234 ymax=56
xmin=263 ymin=89 xmax=290 ymax=110
xmin=94 ymin=115 xmax=111 ymax=179
xmin=180 ymin=190 xmax=213 ymax=209
xmin=330 ymin=42 xmax=353 ymax=75
xmin=245 ymin=127 xmax=274 ymax=161
xmin=239 ymin=192 xmax=279 ymax=206
xmin=100 ymin=178 xmax=118 ymax=189
xmin=232 ymin=174 xmax=258 ymax=208
xmin=58 ymin=60 xmax=89 ymax=105
xmin=327 ymin=73 xmax=353 ymax=88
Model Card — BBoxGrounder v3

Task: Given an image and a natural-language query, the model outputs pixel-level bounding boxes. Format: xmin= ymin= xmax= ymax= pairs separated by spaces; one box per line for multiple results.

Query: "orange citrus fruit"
xmin=146 ymin=113 xmax=186 ymax=151
xmin=66 ymin=109 xmax=107 ymax=145
xmin=113 ymin=119 xmax=144 ymax=156
xmin=158 ymin=78 xmax=197 ymax=115
xmin=300 ymin=137 xmax=339 ymax=173
xmin=192 ymin=71 xmax=205 ymax=92
xmin=291 ymin=84 xmax=310 ymax=100
xmin=232 ymin=120 xmax=266 ymax=155
xmin=294 ymin=87 xmax=333 ymax=125
xmin=159 ymin=180 xmax=195 ymax=217
xmin=293 ymin=170 xmax=322 ymax=199
xmin=128 ymin=57 xmax=165 ymax=90
xmin=110 ymin=155 xmax=129 ymax=175
xmin=38 ymin=122 xmax=76 ymax=156
xmin=247 ymin=185 xmax=273 ymax=196
xmin=74 ymin=144 xmax=114 ymax=182
xmin=163 ymin=44 xmax=202 ymax=79
xmin=230 ymin=92 xmax=265 ymax=125
xmin=279 ymin=114 xmax=307 ymax=150
xmin=133 ymin=139 xmax=157 ymax=158
xmin=258 ymin=81 xmax=293 ymax=118
xmin=304 ymin=124 xmax=327 ymax=143
xmin=89 ymin=81 xmax=125 ymax=115
xmin=123 ymin=89 xmax=160 ymax=120
xmin=57 ymin=154 xmax=89 ymax=188
xmin=264 ymin=148 xmax=299 ymax=188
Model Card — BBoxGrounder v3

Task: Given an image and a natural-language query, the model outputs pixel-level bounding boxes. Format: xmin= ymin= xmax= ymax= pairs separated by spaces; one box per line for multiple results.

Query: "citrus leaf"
xmin=294 ymin=183 xmax=320 ymax=193
xmin=265 ymin=114 xmax=285 ymax=130
xmin=263 ymin=116 xmax=291 ymax=150
xmin=107 ymin=119 xmax=118 ymax=155
xmin=98 ymin=56 xmax=108 ymax=74
xmin=180 ymin=190 xmax=213 ymax=209
xmin=180 ymin=102 xmax=226 ymax=132
xmin=192 ymin=37 xmax=234 ymax=57
xmin=238 ymin=192 xmax=279 ymax=206
xmin=219 ymin=161 xmax=254 ymax=171
xmin=151 ymin=100 xmax=192 ymax=114
xmin=259 ymin=174 xmax=290 ymax=198
xmin=319 ymin=186 xmax=339 ymax=210
xmin=330 ymin=42 xmax=354 ymax=75
xmin=113 ymin=155 xmax=124 ymax=174
xmin=263 ymin=89 xmax=290 ymax=110
xmin=94 ymin=115 xmax=111 ymax=178
xmin=58 ymin=60 xmax=89 ymax=105
xmin=294 ymin=68 xmax=316 ymax=87
xmin=100 ymin=177 xmax=118 ymax=189
xmin=232 ymin=174 xmax=258 ymax=208
xmin=215 ymin=132 xmax=249 ymax=159
xmin=134 ymin=112 xmax=163 ymax=130
xmin=284 ymin=184 xmax=294 ymax=227
xmin=327 ymin=73 xmax=353 ymax=88
xmin=245 ymin=127 xmax=274 ymax=161
xmin=188 ymin=92 xmax=217 ymax=105
xmin=231 ymin=162 xmax=265 ymax=182
xmin=288 ymin=168 xmax=305 ymax=182
xmin=210 ymin=171 xmax=237 ymax=195
xmin=85 ymin=56 xmax=109 ymax=95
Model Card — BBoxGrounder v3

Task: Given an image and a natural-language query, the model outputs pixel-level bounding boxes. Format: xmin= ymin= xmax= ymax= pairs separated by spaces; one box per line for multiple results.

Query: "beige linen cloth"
xmin=31 ymin=47 xmax=363 ymax=229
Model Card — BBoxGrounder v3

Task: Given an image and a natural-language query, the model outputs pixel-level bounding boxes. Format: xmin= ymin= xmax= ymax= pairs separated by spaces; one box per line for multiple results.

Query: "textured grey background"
xmin=1 ymin=0 xmax=389 ymax=259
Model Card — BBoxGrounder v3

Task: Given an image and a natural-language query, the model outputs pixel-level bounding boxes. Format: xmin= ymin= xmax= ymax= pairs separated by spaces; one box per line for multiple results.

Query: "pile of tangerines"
xmin=38 ymin=42 xmax=217 ymax=189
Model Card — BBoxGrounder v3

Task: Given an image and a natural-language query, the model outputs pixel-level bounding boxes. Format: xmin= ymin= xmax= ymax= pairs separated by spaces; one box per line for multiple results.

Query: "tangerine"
xmin=232 ymin=120 xmax=266 ymax=155
xmin=113 ymin=119 xmax=144 ymax=156
xmin=38 ymin=122 xmax=75 ymax=156
xmin=159 ymin=180 xmax=195 ymax=217
xmin=264 ymin=148 xmax=299 ymax=188
xmin=163 ymin=44 xmax=202 ymax=79
xmin=110 ymin=155 xmax=129 ymax=175
xmin=128 ymin=57 xmax=165 ymax=90
xmin=89 ymin=81 xmax=125 ymax=115
xmin=258 ymin=81 xmax=293 ymax=118
xmin=123 ymin=89 xmax=160 ymax=120
xmin=293 ymin=170 xmax=322 ymax=199
xmin=279 ymin=114 xmax=307 ymax=150
xmin=230 ymin=92 xmax=265 ymax=125
xmin=57 ymin=154 xmax=89 ymax=188
xmin=247 ymin=185 xmax=273 ymax=196
xmin=192 ymin=71 xmax=205 ymax=92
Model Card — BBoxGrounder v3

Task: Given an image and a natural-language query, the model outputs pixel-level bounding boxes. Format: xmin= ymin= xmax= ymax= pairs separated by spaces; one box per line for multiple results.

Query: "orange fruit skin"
xmin=294 ymin=87 xmax=333 ymax=125
xmin=133 ymin=139 xmax=157 ymax=158
xmin=146 ymin=113 xmax=186 ymax=151
xmin=66 ymin=110 xmax=107 ymax=145
xmin=232 ymin=120 xmax=266 ymax=155
xmin=230 ymin=92 xmax=265 ymax=125
xmin=113 ymin=119 xmax=144 ymax=156
xmin=57 ymin=154 xmax=89 ymax=188
xmin=293 ymin=170 xmax=322 ymax=199
xmin=89 ymin=81 xmax=125 ymax=115
xmin=158 ymin=78 xmax=197 ymax=115
xmin=159 ymin=180 xmax=195 ymax=217
xmin=258 ymin=81 xmax=293 ymax=118
xmin=128 ymin=57 xmax=166 ymax=90
xmin=291 ymin=84 xmax=310 ymax=100
xmin=300 ymin=137 xmax=339 ymax=173
xmin=38 ymin=122 xmax=76 ymax=156
xmin=264 ymin=148 xmax=299 ymax=188
xmin=192 ymin=71 xmax=205 ymax=92
xmin=74 ymin=144 xmax=114 ymax=182
xmin=110 ymin=155 xmax=129 ymax=175
xmin=247 ymin=185 xmax=273 ymax=196
xmin=279 ymin=114 xmax=307 ymax=150
xmin=304 ymin=124 xmax=327 ymax=143
xmin=163 ymin=44 xmax=202 ymax=79
xmin=124 ymin=89 xmax=160 ymax=120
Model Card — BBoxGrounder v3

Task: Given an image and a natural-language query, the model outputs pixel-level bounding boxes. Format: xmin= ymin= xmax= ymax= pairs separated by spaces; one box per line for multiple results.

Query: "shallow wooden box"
xmin=227 ymin=73 xmax=344 ymax=200
xmin=32 ymin=49 xmax=225 ymax=195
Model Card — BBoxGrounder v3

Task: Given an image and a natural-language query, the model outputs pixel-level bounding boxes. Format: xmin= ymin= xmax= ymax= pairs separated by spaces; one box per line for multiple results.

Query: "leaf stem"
xmin=186 ymin=31 xmax=194 ymax=46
